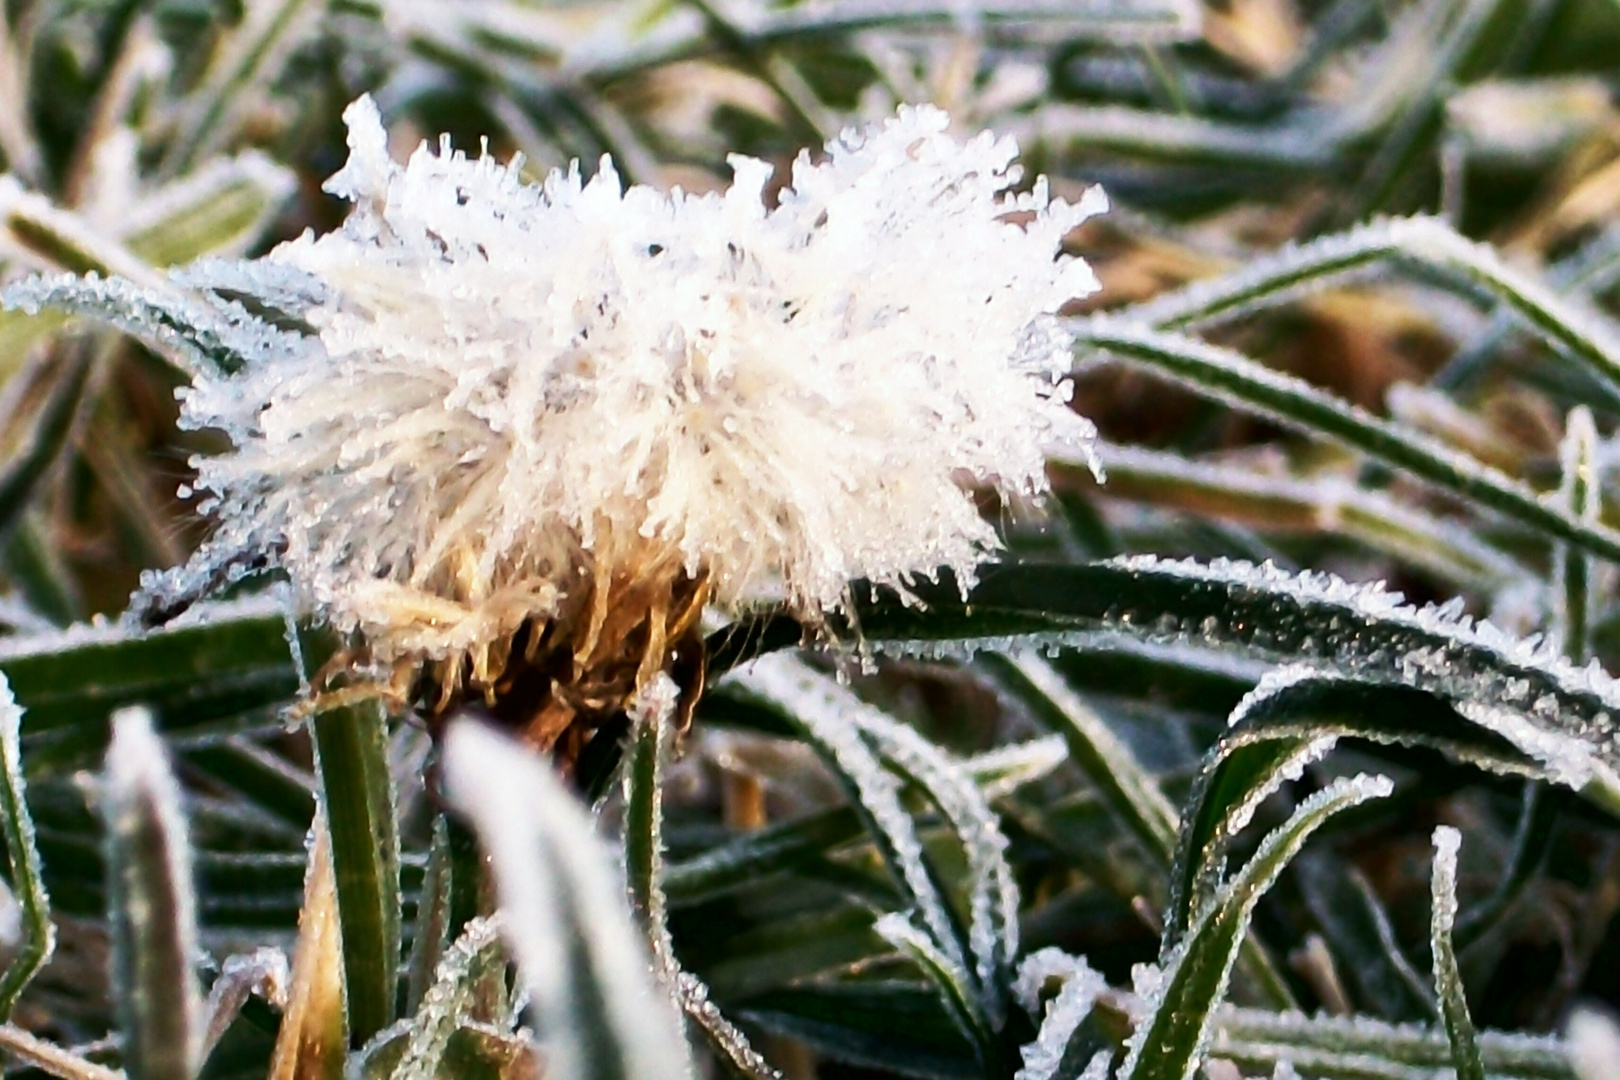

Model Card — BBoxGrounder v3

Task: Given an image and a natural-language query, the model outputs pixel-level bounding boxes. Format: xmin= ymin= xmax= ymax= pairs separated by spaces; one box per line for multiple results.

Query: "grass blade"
xmin=1213 ymin=1008 xmax=1575 ymax=1079
xmin=1062 ymin=443 xmax=1526 ymax=590
xmin=0 ymin=673 xmax=51 ymax=1020
xmin=1071 ymin=319 xmax=1620 ymax=564
xmin=0 ymin=1023 xmax=125 ymax=1080
xmin=622 ymin=678 xmax=783 ymax=1080
xmin=663 ymin=735 xmax=1059 ymax=906
xmin=103 ymin=706 xmax=204 ymax=1080
xmin=1167 ymin=674 xmax=1545 ymax=944
xmin=725 ymin=559 xmax=1620 ymax=814
xmin=386 ymin=916 xmax=505 ymax=1080
xmin=1126 ymin=217 xmax=1620 ymax=400
xmin=0 ymin=596 xmax=294 ymax=753
xmin=984 ymin=652 xmax=1177 ymax=864
xmin=1430 ymin=826 xmax=1485 ymax=1080
xmin=728 ymin=656 xmax=984 ymax=1026
xmin=308 ymin=693 xmax=400 ymax=1048
xmin=1118 ymin=774 xmax=1395 ymax=1080
xmin=269 ymin=820 xmax=346 ymax=1080
xmin=872 ymin=912 xmax=1001 ymax=1074
xmin=1555 ymin=407 xmax=1600 ymax=661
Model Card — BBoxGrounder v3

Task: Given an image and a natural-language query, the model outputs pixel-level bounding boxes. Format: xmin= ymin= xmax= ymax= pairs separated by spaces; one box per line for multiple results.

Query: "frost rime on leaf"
xmin=932 ymin=556 xmax=1620 ymax=799
xmin=1012 ymin=949 xmax=1108 ymax=1080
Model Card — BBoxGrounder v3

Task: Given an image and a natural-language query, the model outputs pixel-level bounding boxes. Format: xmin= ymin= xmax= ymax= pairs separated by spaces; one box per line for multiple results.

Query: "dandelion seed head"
xmin=178 ymin=94 xmax=1104 ymax=714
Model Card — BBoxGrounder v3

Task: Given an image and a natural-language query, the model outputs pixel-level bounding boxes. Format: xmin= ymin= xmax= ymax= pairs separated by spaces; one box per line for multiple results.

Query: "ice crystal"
xmin=1013 ymin=952 xmax=1106 ymax=1080
xmin=172 ymin=94 xmax=1104 ymax=695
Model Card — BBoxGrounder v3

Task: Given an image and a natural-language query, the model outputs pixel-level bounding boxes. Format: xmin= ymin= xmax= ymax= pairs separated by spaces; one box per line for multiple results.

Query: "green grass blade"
xmin=1556 ymin=407 xmax=1599 ymax=662
xmin=727 ymin=560 xmax=1620 ymax=812
xmin=309 ymin=694 xmax=401 ymax=1048
xmin=0 ymin=674 xmax=51 ymax=1020
xmin=403 ymin=817 xmax=452 ymax=1017
xmin=663 ymin=736 xmax=1060 ymax=906
xmin=1167 ymin=677 xmax=1543 ymax=944
xmin=984 ymin=651 xmax=1296 ymax=1010
xmin=1212 ymin=1011 xmax=1576 ymax=1079
xmin=982 ymin=652 xmax=1177 ymax=864
xmin=1127 ymin=218 xmax=1620 ymax=401
xmin=1118 ymin=774 xmax=1395 ymax=1080
xmin=1 ymin=182 xmax=163 ymax=284
xmin=2 ymin=272 xmax=295 ymax=376
xmin=1066 ymin=443 xmax=1526 ymax=590
xmin=125 ymin=154 xmax=297 ymax=266
xmin=103 ymin=707 xmax=204 ymax=1080
xmin=0 ymin=598 xmax=294 ymax=754
xmin=872 ymin=913 xmax=1002 ymax=1076
xmin=1430 ymin=826 xmax=1485 ymax=1080
xmin=1071 ymin=320 xmax=1620 ymax=564
xmin=622 ymin=684 xmax=783 ymax=1080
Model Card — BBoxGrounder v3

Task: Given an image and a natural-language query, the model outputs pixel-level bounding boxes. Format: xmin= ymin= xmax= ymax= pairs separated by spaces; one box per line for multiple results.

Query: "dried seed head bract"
xmin=153 ymin=95 xmax=1105 ymax=758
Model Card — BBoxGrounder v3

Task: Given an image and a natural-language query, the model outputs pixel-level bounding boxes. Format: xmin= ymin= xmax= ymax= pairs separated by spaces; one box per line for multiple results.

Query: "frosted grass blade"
xmin=873 ymin=912 xmax=1001 ymax=1074
xmin=403 ymin=817 xmax=452 ymax=1016
xmin=1070 ymin=320 xmax=1620 ymax=564
xmin=0 ymin=597 xmax=296 ymax=751
xmin=1431 ymin=827 xmax=1485 ymax=1080
xmin=125 ymin=153 xmax=297 ymax=266
xmin=1124 ymin=217 xmax=1620 ymax=400
xmin=729 ymin=655 xmax=989 ymax=1027
xmin=0 ymin=1023 xmax=126 ymax=1080
xmin=1060 ymin=444 xmax=1526 ymax=590
xmin=1555 ymin=408 xmax=1599 ymax=662
xmin=386 ymin=916 xmax=505 ymax=1080
xmin=622 ymin=677 xmax=783 ymax=1080
xmin=103 ymin=707 xmax=204 ymax=1080
xmin=1168 ymin=674 xmax=1543 ymax=944
xmin=1118 ymin=775 xmax=1396 ymax=1080
xmin=200 ymin=947 xmax=289 ymax=1065
xmin=983 ymin=652 xmax=1177 ymax=863
xmin=663 ymin=735 xmax=1058 ymax=906
xmin=0 ymin=179 xmax=163 ymax=285
xmin=725 ymin=560 xmax=1620 ymax=816
xmin=1 ymin=270 xmax=306 ymax=376
xmin=0 ymin=673 xmax=50 ymax=1020
xmin=841 ymin=699 xmax=1021 ymax=1022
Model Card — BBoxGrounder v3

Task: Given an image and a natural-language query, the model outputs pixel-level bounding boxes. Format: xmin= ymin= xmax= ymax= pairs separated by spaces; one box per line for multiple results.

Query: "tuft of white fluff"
xmin=178 ymin=95 xmax=1106 ymax=667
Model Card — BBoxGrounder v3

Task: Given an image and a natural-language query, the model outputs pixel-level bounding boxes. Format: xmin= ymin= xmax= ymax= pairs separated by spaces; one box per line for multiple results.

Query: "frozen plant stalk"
xmin=169 ymin=96 xmax=1105 ymax=756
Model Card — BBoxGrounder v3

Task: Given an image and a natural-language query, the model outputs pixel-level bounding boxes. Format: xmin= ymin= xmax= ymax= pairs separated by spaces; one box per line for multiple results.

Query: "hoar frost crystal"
xmin=171 ymin=96 xmax=1105 ymax=758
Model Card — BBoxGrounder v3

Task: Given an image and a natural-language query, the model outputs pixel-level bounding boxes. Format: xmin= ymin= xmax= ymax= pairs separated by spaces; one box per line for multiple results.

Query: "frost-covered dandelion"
xmin=145 ymin=97 xmax=1104 ymax=758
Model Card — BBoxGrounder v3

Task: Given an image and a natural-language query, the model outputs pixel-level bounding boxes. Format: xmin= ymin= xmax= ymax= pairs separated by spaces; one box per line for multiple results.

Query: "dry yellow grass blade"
xmin=269 ymin=820 xmax=346 ymax=1080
